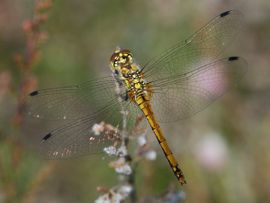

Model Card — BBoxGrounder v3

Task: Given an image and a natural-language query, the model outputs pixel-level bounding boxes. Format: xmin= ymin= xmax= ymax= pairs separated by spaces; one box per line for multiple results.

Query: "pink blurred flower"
xmin=194 ymin=132 xmax=229 ymax=172
xmin=194 ymin=61 xmax=227 ymax=96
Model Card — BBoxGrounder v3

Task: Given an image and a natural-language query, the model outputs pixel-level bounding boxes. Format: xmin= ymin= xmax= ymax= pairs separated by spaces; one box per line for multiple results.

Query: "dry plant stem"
xmin=120 ymin=104 xmax=137 ymax=203
xmin=10 ymin=1 xmax=54 ymax=202
xmin=15 ymin=0 xmax=53 ymax=125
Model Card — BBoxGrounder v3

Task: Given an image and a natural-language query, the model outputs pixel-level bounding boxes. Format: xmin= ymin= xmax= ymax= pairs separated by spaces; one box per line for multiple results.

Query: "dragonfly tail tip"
xmin=179 ymin=177 xmax=187 ymax=185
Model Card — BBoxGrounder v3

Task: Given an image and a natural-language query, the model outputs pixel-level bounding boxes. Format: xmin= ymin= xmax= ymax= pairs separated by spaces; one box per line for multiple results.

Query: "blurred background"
xmin=0 ymin=0 xmax=270 ymax=202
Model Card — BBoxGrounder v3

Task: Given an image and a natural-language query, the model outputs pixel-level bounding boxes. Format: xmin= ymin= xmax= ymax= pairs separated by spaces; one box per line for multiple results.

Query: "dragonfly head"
xmin=110 ymin=47 xmax=134 ymax=75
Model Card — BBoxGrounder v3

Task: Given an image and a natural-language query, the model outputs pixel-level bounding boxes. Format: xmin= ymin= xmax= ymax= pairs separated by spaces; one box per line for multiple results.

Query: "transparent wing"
xmin=26 ymin=76 xmax=116 ymax=120
xmin=23 ymin=76 xmax=143 ymax=159
xmin=149 ymin=57 xmax=247 ymax=122
xmin=143 ymin=10 xmax=244 ymax=81
xmin=30 ymin=102 xmax=141 ymax=159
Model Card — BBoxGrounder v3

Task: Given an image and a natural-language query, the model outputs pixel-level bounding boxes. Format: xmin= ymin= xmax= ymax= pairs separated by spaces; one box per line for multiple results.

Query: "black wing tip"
xmin=29 ymin=90 xmax=39 ymax=96
xmin=42 ymin=133 xmax=52 ymax=141
xmin=220 ymin=10 xmax=232 ymax=18
xmin=228 ymin=56 xmax=239 ymax=61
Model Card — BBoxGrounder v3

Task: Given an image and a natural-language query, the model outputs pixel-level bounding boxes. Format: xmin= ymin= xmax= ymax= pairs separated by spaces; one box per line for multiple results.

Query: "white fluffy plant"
xmin=93 ymin=105 xmax=158 ymax=203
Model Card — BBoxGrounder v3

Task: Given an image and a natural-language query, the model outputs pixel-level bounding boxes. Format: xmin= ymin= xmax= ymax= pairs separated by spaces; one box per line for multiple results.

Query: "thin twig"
xmin=119 ymin=105 xmax=137 ymax=203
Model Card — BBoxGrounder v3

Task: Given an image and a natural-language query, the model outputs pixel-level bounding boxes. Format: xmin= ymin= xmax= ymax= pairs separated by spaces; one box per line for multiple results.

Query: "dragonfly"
xmin=25 ymin=10 xmax=247 ymax=185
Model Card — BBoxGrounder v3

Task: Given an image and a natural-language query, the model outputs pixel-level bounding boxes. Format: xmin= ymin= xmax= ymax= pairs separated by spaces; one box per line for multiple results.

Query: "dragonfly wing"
xmin=37 ymin=113 xmax=121 ymax=159
xmin=149 ymin=57 xmax=247 ymax=122
xmin=26 ymin=76 xmax=116 ymax=120
xmin=143 ymin=10 xmax=244 ymax=81
xmin=23 ymin=77 xmax=142 ymax=158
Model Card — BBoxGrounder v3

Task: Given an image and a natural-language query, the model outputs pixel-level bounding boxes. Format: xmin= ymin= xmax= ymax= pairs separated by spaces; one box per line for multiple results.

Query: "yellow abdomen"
xmin=135 ymin=95 xmax=186 ymax=185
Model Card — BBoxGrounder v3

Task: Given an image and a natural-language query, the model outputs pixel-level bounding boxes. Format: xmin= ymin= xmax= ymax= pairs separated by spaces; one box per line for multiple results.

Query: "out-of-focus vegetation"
xmin=0 ymin=0 xmax=270 ymax=202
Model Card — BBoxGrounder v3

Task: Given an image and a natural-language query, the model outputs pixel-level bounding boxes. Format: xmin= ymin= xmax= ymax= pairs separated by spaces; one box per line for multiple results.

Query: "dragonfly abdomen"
xmin=135 ymin=95 xmax=187 ymax=185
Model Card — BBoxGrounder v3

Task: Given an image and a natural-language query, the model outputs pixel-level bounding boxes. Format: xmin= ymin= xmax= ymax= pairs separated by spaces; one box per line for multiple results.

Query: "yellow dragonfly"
xmin=25 ymin=10 xmax=247 ymax=184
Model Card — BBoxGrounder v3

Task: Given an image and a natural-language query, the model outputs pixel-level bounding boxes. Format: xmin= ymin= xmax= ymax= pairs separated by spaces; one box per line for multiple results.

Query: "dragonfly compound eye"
xmin=110 ymin=49 xmax=133 ymax=68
